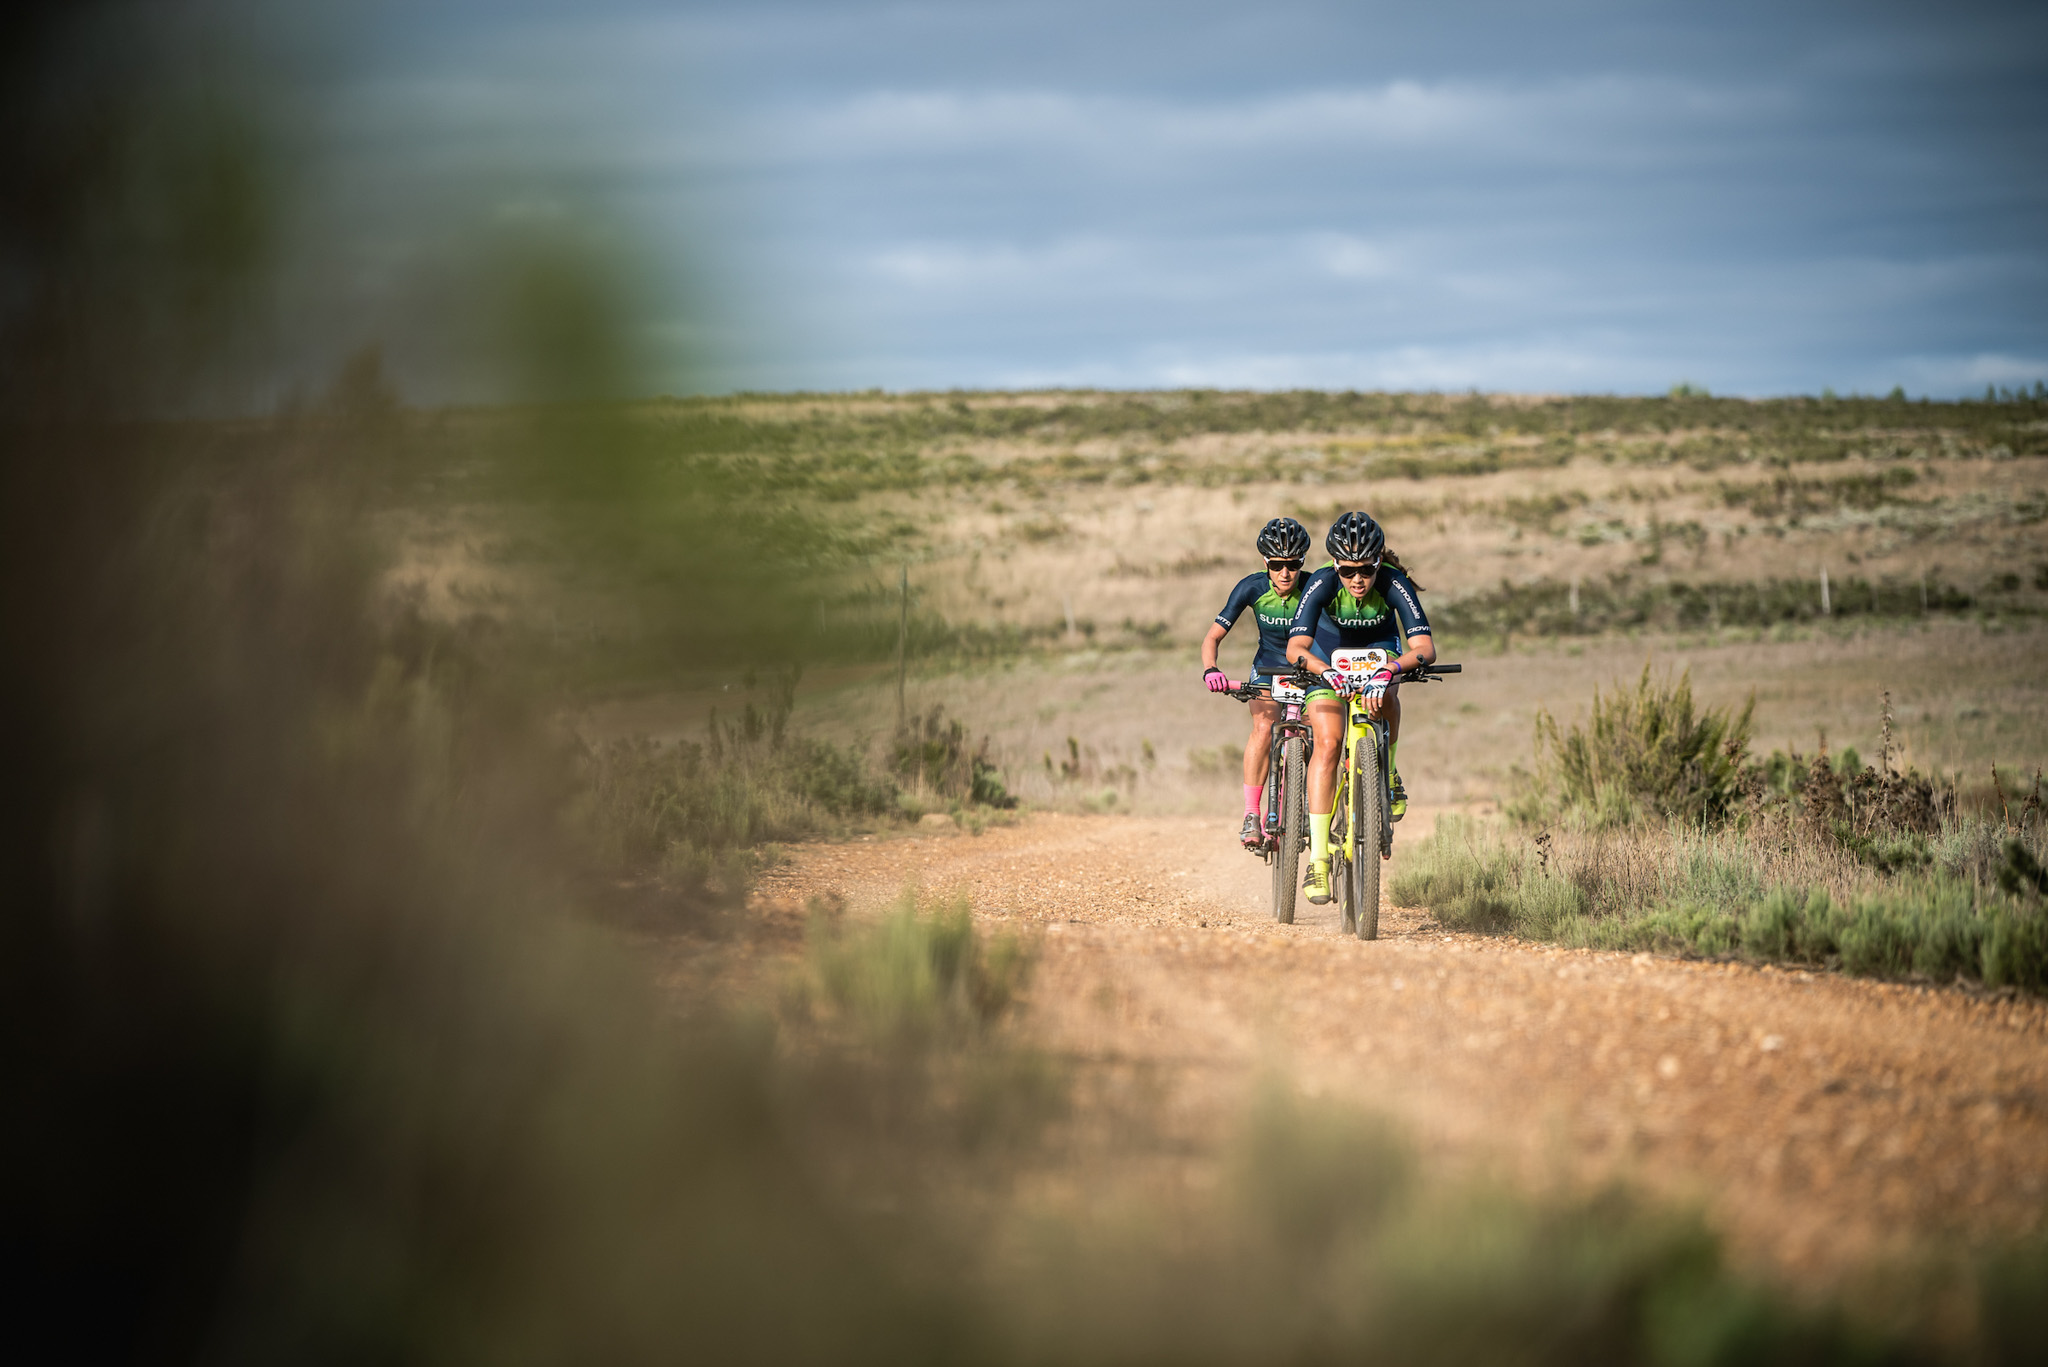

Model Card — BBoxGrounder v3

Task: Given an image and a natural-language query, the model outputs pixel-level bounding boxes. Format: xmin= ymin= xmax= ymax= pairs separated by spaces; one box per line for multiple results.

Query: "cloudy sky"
xmin=360 ymin=0 xmax=2048 ymax=397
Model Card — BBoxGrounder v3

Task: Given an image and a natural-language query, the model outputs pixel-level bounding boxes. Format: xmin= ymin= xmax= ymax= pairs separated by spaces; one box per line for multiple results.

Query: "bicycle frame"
xmin=1263 ymin=692 xmax=1312 ymax=848
xmin=1338 ymin=682 xmax=1395 ymax=859
xmin=1218 ymin=661 xmax=1458 ymax=931
xmin=1223 ymin=675 xmax=1314 ymax=856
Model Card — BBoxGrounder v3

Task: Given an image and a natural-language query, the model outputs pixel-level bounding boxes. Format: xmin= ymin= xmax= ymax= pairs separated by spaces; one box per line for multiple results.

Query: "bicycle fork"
xmin=1340 ymin=707 xmax=1394 ymax=856
xmin=1263 ymin=717 xmax=1311 ymax=843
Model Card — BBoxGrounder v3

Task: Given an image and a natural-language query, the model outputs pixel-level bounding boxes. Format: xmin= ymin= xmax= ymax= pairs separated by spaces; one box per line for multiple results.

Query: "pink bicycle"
xmin=1220 ymin=667 xmax=1319 ymax=924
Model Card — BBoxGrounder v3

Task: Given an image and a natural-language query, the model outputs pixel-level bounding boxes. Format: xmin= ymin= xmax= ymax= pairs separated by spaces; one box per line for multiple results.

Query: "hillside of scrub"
xmin=384 ymin=388 xmax=2048 ymax=682
xmin=575 ymin=618 xmax=2048 ymax=822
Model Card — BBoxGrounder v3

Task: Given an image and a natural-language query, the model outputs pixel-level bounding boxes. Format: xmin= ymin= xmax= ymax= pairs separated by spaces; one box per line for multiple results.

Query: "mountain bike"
xmin=1325 ymin=650 xmax=1460 ymax=940
xmin=1220 ymin=667 xmax=1320 ymax=924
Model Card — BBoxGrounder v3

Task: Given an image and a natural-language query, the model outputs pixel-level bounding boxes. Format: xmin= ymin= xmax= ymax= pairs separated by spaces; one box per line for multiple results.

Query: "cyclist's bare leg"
xmin=1363 ymin=685 xmax=1401 ymax=751
xmin=1237 ymin=697 xmax=1280 ymax=839
xmin=1242 ymin=697 xmax=1279 ymax=787
xmin=1301 ymin=696 xmax=1346 ymax=894
xmin=1306 ymin=696 xmax=1345 ymax=812
xmin=1383 ymin=690 xmax=1408 ymax=816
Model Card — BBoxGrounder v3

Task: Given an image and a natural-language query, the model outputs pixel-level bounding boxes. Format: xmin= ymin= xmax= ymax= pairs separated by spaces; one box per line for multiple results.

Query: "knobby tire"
xmin=1352 ymin=726 xmax=1384 ymax=940
xmin=1272 ymin=735 xmax=1305 ymax=925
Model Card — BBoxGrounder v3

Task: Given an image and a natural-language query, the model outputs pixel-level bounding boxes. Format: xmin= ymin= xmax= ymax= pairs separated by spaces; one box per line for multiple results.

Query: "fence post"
xmin=896 ymin=564 xmax=908 ymax=731
xmin=1820 ymin=565 xmax=1831 ymax=616
xmin=1569 ymin=574 xmax=1580 ymax=621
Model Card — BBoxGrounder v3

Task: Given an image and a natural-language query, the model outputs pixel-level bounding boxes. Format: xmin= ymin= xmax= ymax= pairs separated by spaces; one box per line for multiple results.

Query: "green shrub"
xmin=1739 ymin=887 xmax=1832 ymax=962
xmin=1673 ymin=841 xmax=1768 ymax=908
xmin=1391 ymin=819 xmax=1587 ymax=937
xmin=892 ymin=704 xmax=1015 ymax=808
xmin=1398 ymin=811 xmax=2048 ymax=993
xmin=1530 ymin=665 xmax=1754 ymax=827
xmin=1611 ymin=875 xmax=2045 ymax=990
xmin=1984 ymin=901 xmax=2048 ymax=990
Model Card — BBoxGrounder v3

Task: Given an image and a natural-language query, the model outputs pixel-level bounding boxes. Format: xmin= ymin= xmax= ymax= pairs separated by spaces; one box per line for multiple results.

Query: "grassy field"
xmin=478 ymin=389 xmax=2048 ymax=824
xmin=31 ymin=376 xmax=2048 ymax=1362
xmin=393 ymin=388 xmax=2048 ymax=675
xmin=513 ymin=389 xmax=2048 ymax=1008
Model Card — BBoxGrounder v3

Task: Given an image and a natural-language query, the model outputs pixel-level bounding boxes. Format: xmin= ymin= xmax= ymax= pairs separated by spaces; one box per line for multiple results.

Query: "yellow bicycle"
xmin=1325 ymin=649 xmax=1460 ymax=940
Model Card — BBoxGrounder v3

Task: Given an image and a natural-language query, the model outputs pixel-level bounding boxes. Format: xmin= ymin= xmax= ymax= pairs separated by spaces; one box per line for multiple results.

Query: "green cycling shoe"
xmin=1303 ymin=858 xmax=1333 ymax=905
xmin=1389 ymin=770 xmax=1407 ymax=822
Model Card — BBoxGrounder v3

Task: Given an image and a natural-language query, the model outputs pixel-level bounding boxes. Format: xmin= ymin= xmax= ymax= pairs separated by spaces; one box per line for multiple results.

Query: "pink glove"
xmin=1203 ymin=668 xmax=1231 ymax=693
xmin=1361 ymin=666 xmax=1397 ymax=701
xmin=1323 ymin=669 xmax=1354 ymax=695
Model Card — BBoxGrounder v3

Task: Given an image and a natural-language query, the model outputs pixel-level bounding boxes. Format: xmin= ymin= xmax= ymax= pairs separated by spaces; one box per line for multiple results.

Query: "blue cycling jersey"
xmin=1289 ymin=563 xmax=1430 ymax=656
xmin=1212 ymin=572 xmax=1310 ymax=675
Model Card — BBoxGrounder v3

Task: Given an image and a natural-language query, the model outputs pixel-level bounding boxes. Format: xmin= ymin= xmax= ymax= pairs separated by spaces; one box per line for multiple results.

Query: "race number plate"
xmin=1330 ymin=647 xmax=1390 ymax=674
xmin=1269 ymin=675 xmax=1307 ymax=704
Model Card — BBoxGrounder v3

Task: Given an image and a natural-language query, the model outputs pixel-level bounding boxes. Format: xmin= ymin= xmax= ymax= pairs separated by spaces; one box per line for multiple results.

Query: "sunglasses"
xmin=1265 ymin=558 xmax=1304 ymax=572
xmin=1335 ymin=561 xmax=1379 ymax=581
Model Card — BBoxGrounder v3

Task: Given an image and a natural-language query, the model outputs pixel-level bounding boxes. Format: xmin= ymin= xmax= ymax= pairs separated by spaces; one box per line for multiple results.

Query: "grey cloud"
xmin=344 ymin=0 xmax=2048 ymax=395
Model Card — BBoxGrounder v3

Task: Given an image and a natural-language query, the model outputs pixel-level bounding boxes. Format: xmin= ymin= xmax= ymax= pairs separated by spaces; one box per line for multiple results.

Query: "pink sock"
xmin=1243 ymin=784 xmax=1263 ymax=815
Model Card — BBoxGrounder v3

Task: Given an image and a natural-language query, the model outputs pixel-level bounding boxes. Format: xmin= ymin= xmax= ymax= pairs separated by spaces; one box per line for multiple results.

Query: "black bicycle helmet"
xmin=1255 ymin=516 xmax=1311 ymax=561
xmin=1325 ymin=511 xmax=1386 ymax=563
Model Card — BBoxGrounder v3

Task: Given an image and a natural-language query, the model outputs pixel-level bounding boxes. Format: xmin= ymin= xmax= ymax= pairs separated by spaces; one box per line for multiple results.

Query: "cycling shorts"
xmin=1307 ymin=677 xmax=1404 ymax=708
xmin=1247 ymin=671 xmax=1339 ymax=705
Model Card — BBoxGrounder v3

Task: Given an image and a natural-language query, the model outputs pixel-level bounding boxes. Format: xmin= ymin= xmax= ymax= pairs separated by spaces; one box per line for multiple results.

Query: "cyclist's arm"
xmin=1382 ymin=568 xmax=1435 ymax=674
xmin=1286 ymin=634 xmax=1336 ymax=676
xmin=1390 ymin=633 xmax=1435 ymax=674
xmin=1286 ymin=570 xmax=1336 ymax=674
xmin=1204 ymin=574 xmax=1261 ymax=676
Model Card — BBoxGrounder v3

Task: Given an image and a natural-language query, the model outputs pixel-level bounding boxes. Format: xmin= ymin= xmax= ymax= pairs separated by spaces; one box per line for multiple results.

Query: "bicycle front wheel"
xmin=1271 ymin=734 xmax=1305 ymax=925
xmin=1351 ymin=727 xmax=1384 ymax=940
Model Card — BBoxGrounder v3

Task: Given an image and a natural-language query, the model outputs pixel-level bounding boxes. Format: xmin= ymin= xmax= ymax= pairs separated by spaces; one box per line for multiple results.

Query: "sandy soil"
xmin=753 ymin=809 xmax=2048 ymax=1289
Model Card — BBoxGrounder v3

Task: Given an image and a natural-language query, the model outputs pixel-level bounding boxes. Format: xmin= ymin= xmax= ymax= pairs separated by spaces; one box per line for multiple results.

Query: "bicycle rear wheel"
xmin=1271 ymin=735 xmax=1305 ymax=924
xmin=1351 ymin=727 xmax=1384 ymax=940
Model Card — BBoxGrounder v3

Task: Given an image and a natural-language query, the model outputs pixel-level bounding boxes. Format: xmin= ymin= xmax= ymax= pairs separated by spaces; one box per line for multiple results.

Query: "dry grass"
xmin=384 ymin=391 xmax=2048 ymax=676
xmin=843 ymin=447 xmax=2046 ymax=660
xmin=724 ymin=620 xmax=2046 ymax=819
xmin=387 ymin=391 xmax=2048 ymax=829
xmin=1392 ymin=811 xmax=2048 ymax=990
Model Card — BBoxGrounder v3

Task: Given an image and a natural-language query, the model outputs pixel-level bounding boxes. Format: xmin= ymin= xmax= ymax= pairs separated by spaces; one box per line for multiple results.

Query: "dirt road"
xmin=754 ymin=811 xmax=2048 ymax=1286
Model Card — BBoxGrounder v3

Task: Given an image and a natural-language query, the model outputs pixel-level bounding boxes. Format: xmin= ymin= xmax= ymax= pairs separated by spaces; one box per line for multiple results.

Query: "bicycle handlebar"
xmin=1217 ymin=661 xmax=1461 ymax=700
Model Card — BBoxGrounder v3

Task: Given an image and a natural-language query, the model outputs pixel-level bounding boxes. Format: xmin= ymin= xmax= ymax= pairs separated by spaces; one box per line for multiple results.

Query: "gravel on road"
xmin=750 ymin=811 xmax=2048 ymax=1288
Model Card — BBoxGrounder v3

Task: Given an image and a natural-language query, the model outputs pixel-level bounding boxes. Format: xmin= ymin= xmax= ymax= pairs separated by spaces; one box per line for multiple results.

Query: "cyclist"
xmin=1284 ymin=511 xmax=1435 ymax=904
xmin=1201 ymin=517 xmax=1317 ymax=848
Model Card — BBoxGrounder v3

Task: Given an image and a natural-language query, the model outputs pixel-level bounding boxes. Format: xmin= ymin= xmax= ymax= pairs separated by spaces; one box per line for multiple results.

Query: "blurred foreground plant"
xmin=572 ymin=673 xmax=900 ymax=918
